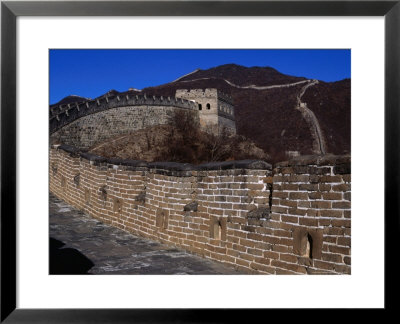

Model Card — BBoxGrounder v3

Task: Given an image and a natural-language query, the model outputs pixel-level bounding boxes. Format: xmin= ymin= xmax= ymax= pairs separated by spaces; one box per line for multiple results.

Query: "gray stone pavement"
xmin=49 ymin=194 xmax=245 ymax=274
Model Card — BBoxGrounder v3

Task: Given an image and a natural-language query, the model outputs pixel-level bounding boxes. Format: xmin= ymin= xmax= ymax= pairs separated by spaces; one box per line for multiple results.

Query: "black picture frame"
xmin=1 ymin=0 xmax=398 ymax=322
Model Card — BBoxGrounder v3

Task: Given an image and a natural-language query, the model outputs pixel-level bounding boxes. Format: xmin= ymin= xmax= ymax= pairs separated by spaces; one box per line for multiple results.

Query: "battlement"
xmin=217 ymin=91 xmax=234 ymax=105
xmin=50 ymin=94 xmax=197 ymax=134
xmin=175 ymin=88 xmax=232 ymax=102
xmin=175 ymin=88 xmax=218 ymax=98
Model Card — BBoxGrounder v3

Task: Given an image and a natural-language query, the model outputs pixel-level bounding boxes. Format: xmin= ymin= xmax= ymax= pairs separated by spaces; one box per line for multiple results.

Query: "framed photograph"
xmin=1 ymin=0 xmax=398 ymax=321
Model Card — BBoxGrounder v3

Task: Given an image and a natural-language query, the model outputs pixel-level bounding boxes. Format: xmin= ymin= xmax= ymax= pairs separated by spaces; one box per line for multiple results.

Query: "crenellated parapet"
xmin=217 ymin=91 xmax=234 ymax=105
xmin=49 ymin=94 xmax=197 ymax=134
xmin=217 ymin=100 xmax=235 ymax=121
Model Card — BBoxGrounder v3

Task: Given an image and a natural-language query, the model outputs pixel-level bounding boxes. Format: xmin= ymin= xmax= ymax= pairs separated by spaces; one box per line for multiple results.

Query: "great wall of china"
xmin=49 ymin=84 xmax=350 ymax=274
xmin=50 ymin=145 xmax=350 ymax=274
xmin=50 ymin=89 xmax=236 ymax=150
xmin=296 ymin=80 xmax=327 ymax=155
xmin=174 ymin=77 xmax=327 ymax=155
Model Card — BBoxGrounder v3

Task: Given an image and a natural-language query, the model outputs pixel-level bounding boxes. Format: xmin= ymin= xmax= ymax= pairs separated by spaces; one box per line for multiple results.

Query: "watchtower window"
xmin=206 ymin=103 xmax=211 ymax=110
xmin=306 ymin=233 xmax=313 ymax=258
xmin=198 ymin=104 xmax=202 ymax=110
xmin=213 ymin=221 xmax=222 ymax=240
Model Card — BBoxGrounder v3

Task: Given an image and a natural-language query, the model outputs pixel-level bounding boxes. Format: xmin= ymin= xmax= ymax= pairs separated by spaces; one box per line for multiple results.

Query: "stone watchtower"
xmin=175 ymin=88 xmax=236 ymax=135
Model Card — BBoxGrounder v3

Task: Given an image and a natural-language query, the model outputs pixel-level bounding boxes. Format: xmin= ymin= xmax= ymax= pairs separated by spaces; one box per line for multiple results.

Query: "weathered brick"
xmin=263 ymin=250 xmax=280 ymax=259
xmin=280 ymin=183 xmax=299 ymax=191
xmin=271 ymin=245 xmax=290 ymax=253
xmin=344 ymin=192 xmax=351 ymax=201
xmin=280 ymin=253 xmax=298 ymax=263
xmin=271 ymin=206 xmax=288 ymax=214
xmin=275 ymin=268 xmax=294 ymax=274
xmin=313 ymin=260 xmax=336 ymax=271
xmin=271 ymin=260 xmax=307 ymax=274
xmin=235 ymin=258 xmax=251 ymax=268
xmin=246 ymin=184 xmax=264 ymax=190
xmin=289 ymin=192 xmax=309 ymax=200
xmin=281 ymin=215 xmax=299 ymax=224
xmin=337 ymin=237 xmax=351 ymax=247
xmin=323 ymin=236 xmax=337 ymax=244
xmin=306 ymin=208 xmax=318 ymax=216
xmin=332 ymin=201 xmax=351 ymax=209
xmin=342 ymin=174 xmax=351 ymax=183
xmin=321 ymin=253 xmax=343 ymax=263
xmin=299 ymin=217 xmax=319 ymax=226
xmin=299 ymin=184 xmax=318 ymax=191
xmin=274 ymin=229 xmax=292 ymax=238
xmin=253 ymin=256 xmax=271 ymax=265
xmin=331 ymin=219 xmax=351 ymax=227
xmin=247 ymin=248 xmax=263 ymax=256
xmin=318 ymin=183 xmax=331 ymax=192
xmin=298 ymin=201 xmax=310 ymax=208
xmin=322 ymin=192 xmax=343 ymax=200
xmin=247 ymin=232 xmax=263 ymax=241
xmin=288 ymin=208 xmax=307 ymax=216
xmin=334 ymin=264 xmax=351 ymax=274
xmin=288 ymin=175 xmax=310 ymax=182
xmin=324 ymin=227 xmax=345 ymax=235
xmin=273 ymin=191 xmax=289 ymax=199
xmin=328 ymin=245 xmax=350 ymax=255
xmin=308 ymin=192 xmax=322 ymax=200
xmin=320 ymin=209 xmax=343 ymax=218
xmin=250 ymin=262 xmax=275 ymax=274
xmin=310 ymin=201 xmax=331 ymax=209
xmin=238 ymin=252 xmax=255 ymax=262
xmin=320 ymin=175 xmax=343 ymax=183
xmin=280 ymin=200 xmax=298 ymax=208
xmin=332 ymin=183 xmax=350 ymax=192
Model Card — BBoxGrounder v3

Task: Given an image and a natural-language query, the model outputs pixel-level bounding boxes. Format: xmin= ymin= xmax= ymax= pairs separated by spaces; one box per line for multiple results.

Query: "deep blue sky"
xmin=50 ymin=49 xmax=350 ymax=105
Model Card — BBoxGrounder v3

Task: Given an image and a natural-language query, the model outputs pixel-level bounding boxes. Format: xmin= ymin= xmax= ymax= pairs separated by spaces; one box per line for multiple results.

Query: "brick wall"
xmin=50 ymin=105 xmax=199 ymax=150
xmin=49 ymin=145 xmax=350 ymax=274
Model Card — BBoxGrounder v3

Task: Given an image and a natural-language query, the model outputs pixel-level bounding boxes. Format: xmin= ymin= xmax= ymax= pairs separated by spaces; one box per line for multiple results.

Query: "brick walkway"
xmin=49 ymin=194 xmax=245 ymax=274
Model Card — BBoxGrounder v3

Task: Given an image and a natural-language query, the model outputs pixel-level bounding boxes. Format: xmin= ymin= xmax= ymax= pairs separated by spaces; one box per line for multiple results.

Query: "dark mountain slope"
xmin=143 ymin=79 xmax=315 ymax=160
xmin=51 ymin=64 xmax=350 ymax=162
xmin=302 ymin=79 xmax=351 ymax=154
xmin=141 ymin=65 xmax=350 ymax=160
xmin=177 ymin=63 xmax=306 ymax=86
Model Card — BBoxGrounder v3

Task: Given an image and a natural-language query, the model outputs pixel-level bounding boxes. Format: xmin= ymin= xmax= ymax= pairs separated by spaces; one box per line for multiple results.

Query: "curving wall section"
xmin=50 ymin=94 xmax=198 ymax=149
xmin=50 ymin=145 xmax=351 ymax=274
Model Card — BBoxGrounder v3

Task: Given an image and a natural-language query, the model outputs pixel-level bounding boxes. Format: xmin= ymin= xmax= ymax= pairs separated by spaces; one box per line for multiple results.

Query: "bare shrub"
xmin=155 ymin=111 xmax=269 ymax=164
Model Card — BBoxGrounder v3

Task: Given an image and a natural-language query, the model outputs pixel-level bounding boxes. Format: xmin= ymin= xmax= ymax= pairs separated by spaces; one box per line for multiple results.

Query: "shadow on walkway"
xmin=50 ymin=237 xmax=94 ymax=274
